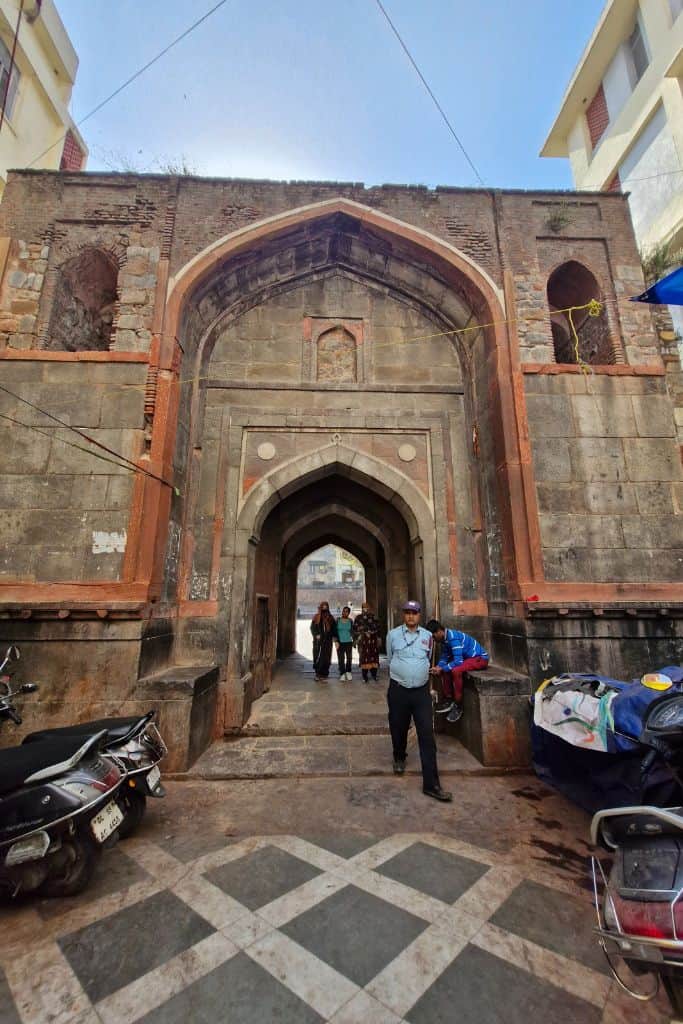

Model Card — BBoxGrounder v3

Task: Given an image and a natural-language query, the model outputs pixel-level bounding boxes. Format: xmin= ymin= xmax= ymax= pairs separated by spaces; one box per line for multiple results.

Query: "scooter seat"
xmin=0 ymin=735 xmax=103 ymax=796
xmin=23 ymin=715 xmax=152 ymax=747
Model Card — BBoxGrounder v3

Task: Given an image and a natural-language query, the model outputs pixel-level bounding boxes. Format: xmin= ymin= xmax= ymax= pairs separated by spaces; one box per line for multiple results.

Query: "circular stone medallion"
xmin=257 ymin=442 xmax=276 ymax=461
xmin=398 ymin=443 xmax=416 ymax=463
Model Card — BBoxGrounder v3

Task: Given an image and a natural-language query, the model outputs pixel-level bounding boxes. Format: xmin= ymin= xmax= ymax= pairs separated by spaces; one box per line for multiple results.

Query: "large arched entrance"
xmin=154 ymin=198 xmax=535 ymax=735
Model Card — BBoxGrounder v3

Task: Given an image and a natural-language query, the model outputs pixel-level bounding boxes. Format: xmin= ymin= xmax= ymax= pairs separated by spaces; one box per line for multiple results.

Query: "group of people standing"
xmin=309 ymin=597 xmax=489 ymax=804
xmin=310 ymin=602 xmax=380 ymax=683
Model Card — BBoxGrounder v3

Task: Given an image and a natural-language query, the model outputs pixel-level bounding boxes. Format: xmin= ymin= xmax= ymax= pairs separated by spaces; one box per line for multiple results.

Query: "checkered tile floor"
xmin=0 ymin=832 xmax=661 ymax=1023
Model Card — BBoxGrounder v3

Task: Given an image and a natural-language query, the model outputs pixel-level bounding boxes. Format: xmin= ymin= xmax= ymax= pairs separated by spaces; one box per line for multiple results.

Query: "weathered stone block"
xmin=540 ymin=513 xmax=623 ymax=549
xmin=569 ymin=437 xmax=626 ymax=482
xmin=525 ymin=395 xmax=575 ymax=436
xmin=621 ymin=515 xmax=683 ymax=550
xmin=631 ymin=395 xmax=677 ymax=437
xmin=100 ymin=388 xmax=145 ymax=428
xmin=584 ymin=482 xmax=637 ymax=514
xmin=635 ymin=482 xmax=675 ymax=514
xmin=531 ymin=438 xmax=571 ymax=482
xmin=543 ymin=547 xmax=593 ymax=581
xmin=572 ymin=395 xmax=636 ymax=437
xmin=624 ymin=439 xmax=683 ymax=482
xmin=535 ymin=482 xmax=585 ymax=513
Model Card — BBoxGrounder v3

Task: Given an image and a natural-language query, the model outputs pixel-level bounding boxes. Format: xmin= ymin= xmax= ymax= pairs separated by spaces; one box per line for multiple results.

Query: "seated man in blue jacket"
xmin=426 ymin=620 xmax=489 ymax=723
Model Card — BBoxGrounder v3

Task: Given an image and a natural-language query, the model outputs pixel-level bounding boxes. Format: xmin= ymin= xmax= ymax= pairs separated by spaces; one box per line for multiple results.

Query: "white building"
xmin=0 ymin=0 xmax=86 ymax=197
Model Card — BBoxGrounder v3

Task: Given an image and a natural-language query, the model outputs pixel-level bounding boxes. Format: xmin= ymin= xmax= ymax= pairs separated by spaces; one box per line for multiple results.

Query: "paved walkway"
xmin=0 ymin=775 xmax=670 ymax=1024
xmin=189 ymin=652 xmax=483 ymax=779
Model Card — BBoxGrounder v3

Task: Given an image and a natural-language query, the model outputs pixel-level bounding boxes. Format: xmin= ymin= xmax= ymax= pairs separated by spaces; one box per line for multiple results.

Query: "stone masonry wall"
xmin=526 ymin=371 xmax=683 ymax=582
xmin=0 ymin=359 xmax=145 ymax=581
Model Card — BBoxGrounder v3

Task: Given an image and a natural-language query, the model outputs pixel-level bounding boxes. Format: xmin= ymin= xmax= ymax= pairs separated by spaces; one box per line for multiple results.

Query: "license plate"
xmin=91 ymin=800 xmax=124 ymax=843
xmin=147 ymin=764 xmax=161 ymax=791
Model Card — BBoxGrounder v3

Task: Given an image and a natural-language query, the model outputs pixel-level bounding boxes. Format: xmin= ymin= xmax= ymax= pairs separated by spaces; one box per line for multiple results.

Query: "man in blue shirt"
xmin=386 ymin=600 xmax=452 ymax=802
xmin=426 ymin=620 xmax=489 ymax=723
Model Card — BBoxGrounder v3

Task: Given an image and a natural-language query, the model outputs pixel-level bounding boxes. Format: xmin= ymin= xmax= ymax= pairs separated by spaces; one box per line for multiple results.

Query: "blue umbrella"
xmin=630 ymin=265 xmax=683 ymax=306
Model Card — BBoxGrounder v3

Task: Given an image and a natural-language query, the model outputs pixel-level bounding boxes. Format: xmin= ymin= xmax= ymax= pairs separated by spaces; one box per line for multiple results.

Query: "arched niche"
xmin=46 ymin=248 xmax=118 ymax=352
xmin=547 ymin=260 xmax=614 ymax=365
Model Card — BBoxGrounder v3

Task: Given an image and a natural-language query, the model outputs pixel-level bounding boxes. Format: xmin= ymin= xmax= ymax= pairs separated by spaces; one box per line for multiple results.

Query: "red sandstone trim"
xmin=524 ymin=583 xmax=683 ymax=603
xmin=0 ymin=583 xmax=149 ymax=603
xmin=178 ymin=600 xmax=219 ymax=617
xmin=521 ymin=363 xmax=665 ymax=376
xmin=0 ymin=350 xmax=149 ymax=362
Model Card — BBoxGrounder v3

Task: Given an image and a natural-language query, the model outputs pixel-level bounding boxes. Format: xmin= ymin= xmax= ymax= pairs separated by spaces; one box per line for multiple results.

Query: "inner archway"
xmin=295 ymin=544 xmax=366 ymax=658
xmin=245 ymin=465 xmax=420 ymax=714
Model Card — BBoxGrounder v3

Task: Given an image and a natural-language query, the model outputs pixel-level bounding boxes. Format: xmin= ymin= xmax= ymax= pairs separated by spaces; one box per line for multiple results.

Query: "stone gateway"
xmin=0 ymin=173 xmax=681 ymax=768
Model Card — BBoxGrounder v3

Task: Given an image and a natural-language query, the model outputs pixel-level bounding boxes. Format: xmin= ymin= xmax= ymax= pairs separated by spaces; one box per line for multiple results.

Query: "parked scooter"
xmin=0 ymin=647 xmax=127 ymax=898
xmin=590 ymin=687 xmax=683 ymax=1013
xmin=23 ymin=711 xmax=167 ymax=837
xmin=1 ymin=643 xmax=168 ymax=838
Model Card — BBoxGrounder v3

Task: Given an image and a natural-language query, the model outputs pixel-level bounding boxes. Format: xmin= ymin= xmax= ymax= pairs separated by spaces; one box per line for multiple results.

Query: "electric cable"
xmin=0 ymin=411 xmax=141 ymax=475
xmin=0 ymin=382 xmax=177 ymax=491
xmin=27 ymin=0 xmax=231 ymax=170
xmin=372 ymin=0 xmax=485 ymax=186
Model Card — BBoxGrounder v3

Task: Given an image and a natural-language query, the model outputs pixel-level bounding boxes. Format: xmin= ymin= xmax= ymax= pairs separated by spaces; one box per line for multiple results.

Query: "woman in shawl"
xmin=352 ymin=602 xmax=381 ymax=682
xmin=310 ymin=601 xmax=338 ymax=683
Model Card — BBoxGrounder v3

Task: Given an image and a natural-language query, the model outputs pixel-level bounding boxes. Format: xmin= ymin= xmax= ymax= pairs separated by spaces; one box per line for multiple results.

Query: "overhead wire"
xmin=27 ymin=0 xmax=231 ymax=170
xmin=0 ymin=411 xmax=143 ymax=476
xmin=372 ymin=0 xmax=485 ymax=187
xmin=0 ymin=382 xmax=178 ymax=492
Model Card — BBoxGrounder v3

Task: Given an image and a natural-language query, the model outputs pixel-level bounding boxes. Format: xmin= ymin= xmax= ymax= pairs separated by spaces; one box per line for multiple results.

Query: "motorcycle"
xmin=1 ymin=644 xmax=167 ymax=838
xmin=23 ymin=711 xmax=167 ymax=838
xmin=0 ymin=646 xmax=127 ymax=898
xmin=590 ymin=686 xmax=683 ymax=1014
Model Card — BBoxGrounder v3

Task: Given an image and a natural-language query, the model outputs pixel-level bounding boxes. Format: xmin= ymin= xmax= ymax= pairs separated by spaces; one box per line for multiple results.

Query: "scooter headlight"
xmin=646 ymin=696 xmax=683 ymax=731
xmin=5 ymin=830 xmax=50 ymax=866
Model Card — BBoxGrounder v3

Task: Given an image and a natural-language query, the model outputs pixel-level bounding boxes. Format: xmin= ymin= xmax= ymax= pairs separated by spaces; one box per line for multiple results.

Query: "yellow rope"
xmin=171 ymin=299 xmax=605 ymax=387
xmin=567 ymin=298 xmax=603 ymax=385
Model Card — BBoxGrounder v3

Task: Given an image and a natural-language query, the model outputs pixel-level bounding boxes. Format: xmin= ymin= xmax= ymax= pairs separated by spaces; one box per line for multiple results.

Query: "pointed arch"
xmin=165 ymin=198 xmax=505 ymax=335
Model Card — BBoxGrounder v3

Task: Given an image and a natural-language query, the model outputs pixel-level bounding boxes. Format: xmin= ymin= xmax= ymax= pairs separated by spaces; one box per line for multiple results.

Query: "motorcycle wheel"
xmin=39 ymin=834 xmax=100 ymax=898
xmin=663 ymin=975 xmax=683 ymax=1015
xmin=117 ymin=788 xmax=147 ymax=839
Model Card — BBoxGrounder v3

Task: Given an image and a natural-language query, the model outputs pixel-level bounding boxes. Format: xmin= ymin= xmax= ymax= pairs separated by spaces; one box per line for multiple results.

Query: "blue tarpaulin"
xmin=531 ymin=668 xmax=683 ymax=812
xmin=630 ymin=265 xmax=683 ymax=306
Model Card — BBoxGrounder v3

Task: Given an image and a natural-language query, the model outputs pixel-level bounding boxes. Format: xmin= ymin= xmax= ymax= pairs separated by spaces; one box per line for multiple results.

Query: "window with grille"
xmin=0 ymin=37 xmax=19 ymax=121
xmin=628 ymin=18 xmax=649 ymax=85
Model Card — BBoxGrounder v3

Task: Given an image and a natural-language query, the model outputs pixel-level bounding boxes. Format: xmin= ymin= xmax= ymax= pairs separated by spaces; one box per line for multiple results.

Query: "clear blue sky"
xmin=57 ymin=0 xmax=603 ymax=189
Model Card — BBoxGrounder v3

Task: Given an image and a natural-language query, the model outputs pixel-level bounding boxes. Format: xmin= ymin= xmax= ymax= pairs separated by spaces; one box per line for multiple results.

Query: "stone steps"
xmin=182 ymin=733 xmax=485 ymax=780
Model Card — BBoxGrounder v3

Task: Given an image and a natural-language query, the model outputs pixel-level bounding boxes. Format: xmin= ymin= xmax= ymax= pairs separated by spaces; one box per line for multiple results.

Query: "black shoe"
xmin=423 ymin=785 xmax=453 ymax=802
xmin=446 ymin=704 xmax=463 ymax=723
xmin=434 ymin=700 xmax=455 ymax=715
xmin=393 ymin=758 xmax=406 ymax=775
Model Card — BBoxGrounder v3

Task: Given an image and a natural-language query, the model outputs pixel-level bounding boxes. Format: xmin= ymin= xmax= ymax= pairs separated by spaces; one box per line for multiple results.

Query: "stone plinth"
xmin=439 ymin=665 xmax=532 ymax=768
xmin=136 ymin=665 xmax=219 ymax=771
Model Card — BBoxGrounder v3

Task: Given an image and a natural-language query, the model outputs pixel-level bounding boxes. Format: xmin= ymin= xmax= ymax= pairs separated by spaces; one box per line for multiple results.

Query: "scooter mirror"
xmin=20 ymin=683 xmax=38 ymax=694
xmin=5 ymin=646 xmax=19 ymax=662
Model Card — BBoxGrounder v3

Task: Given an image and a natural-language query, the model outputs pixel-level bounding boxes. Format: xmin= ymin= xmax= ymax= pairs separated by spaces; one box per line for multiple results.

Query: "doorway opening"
xmin=295 ymin=544 xmax=366 ymax=658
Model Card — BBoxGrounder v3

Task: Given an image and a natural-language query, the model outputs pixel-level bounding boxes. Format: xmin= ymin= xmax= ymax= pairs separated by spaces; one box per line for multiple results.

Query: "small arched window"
xmin=547 ymin=260 xmax=613 ymax=364
xmin=316 ymin=325 xmax=357 ymax=382
xmin=47 ymin=249 xmax=117 ymax=351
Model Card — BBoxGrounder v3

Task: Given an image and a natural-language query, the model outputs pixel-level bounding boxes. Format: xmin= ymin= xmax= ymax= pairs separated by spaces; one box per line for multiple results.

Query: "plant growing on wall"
xmin=641 ymin=239 xmax=683 ymax=285
xmin=546 ymin=204 xmax=571 ymax=233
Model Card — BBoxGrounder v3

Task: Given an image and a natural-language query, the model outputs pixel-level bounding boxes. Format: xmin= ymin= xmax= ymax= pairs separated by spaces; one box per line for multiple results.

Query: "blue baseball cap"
xmin=402 ymin=600 xmax=421 ymax=612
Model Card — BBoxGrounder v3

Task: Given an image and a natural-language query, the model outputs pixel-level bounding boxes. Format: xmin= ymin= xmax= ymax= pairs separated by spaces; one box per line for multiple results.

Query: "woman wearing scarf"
xmin=353 ymin=602 xmax=381 ymax=683
xmin=310 ymin=602 xmax=338 ymax=683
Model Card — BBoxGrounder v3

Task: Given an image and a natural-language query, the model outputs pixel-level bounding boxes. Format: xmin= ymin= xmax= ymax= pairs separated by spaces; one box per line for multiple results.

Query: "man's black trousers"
xmin=387 ymin=680 xmax=439 ymax=790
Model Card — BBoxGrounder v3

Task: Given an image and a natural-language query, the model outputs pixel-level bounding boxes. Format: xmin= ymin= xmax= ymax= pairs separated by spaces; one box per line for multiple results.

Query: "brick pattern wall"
xmin=586 ymin=85 xmax=610 ymax=151
xmin=59 ymin=130 xmax=85 ymax=172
